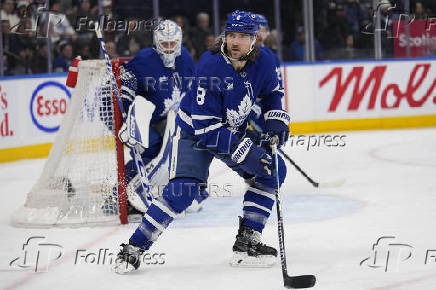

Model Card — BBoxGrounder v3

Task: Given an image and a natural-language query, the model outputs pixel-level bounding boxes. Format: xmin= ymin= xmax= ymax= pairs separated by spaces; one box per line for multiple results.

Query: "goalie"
xmin=116 ymin=19 xmax=198 ymax=215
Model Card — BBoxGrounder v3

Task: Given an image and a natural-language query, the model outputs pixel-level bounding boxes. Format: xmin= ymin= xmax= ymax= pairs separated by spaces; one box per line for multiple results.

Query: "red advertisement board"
xmin=393 ymin=20 xmax=436 ymax=58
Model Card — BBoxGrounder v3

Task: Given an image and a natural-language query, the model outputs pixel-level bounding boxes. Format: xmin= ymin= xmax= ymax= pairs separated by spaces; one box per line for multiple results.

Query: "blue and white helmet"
xmin=224 ymin=10 xmax=258 ymax=35
xmin=221 ymin=10 xmax=257 ymax=61
xmin=253 ymin=14 xmax=269 ymax=30
xmin=153 ymin=20 xmax=182 ymax=68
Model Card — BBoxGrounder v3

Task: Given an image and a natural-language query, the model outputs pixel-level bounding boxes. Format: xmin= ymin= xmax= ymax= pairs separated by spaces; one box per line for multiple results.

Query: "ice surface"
xmin=1 ymin=128 xmax=436 ymax=290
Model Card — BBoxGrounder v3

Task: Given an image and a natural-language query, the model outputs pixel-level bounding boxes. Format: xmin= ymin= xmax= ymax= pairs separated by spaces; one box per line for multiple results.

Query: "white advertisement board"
xmin=0 ymin=74 xmax=69 ymax=150
xmin=284 ymin=59 xmax=436 ymax=122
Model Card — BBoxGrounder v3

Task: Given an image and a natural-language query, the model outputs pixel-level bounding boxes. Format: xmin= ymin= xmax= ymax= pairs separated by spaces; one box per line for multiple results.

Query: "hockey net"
xmin=11 ymin=59 xmax=129 ymax=227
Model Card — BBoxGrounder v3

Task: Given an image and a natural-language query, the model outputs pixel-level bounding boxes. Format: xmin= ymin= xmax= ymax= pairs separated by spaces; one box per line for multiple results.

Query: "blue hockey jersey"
xmin=250 ymin=46 xmax=284 ymax=126
xmin=261 ymin=46 xmax=283 ymax=90
xmin=176 ymin=48 xmax=284 ymax=155
xmin=120 ymin=46 xmax=195 ymax=124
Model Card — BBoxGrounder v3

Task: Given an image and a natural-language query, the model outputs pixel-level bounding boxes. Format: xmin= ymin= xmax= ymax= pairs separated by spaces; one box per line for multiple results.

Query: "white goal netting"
xmin=11 ymin=60 xmax=126 ymax=227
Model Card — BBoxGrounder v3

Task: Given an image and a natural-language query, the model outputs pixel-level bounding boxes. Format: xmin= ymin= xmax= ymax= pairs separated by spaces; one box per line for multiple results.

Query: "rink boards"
xmin=1 ymin=58 xmax=436 ymax=162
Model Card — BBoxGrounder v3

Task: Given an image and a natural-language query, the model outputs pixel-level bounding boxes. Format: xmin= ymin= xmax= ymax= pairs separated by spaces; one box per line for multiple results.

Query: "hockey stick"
xmin=94 ymin=22 xmax=152 ymax=207
xmin=278 ymin=149 xmax=345 ymax=188
xmin=249 ymin=120 xmax=345 ymax=188
xmin=271 ymin=136 xmax=316 ymax=289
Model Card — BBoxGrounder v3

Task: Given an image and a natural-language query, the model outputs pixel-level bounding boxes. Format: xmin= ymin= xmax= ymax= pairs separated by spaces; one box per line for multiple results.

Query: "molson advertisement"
xmin=284 ymin=59 xmax=436 ymax=132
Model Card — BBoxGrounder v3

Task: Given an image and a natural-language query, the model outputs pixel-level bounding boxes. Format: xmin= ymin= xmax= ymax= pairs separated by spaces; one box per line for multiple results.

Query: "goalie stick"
xmin=271 ymin=136 xmax=316 ymax=289
xmin=94 ymin=22 xmax=152 ymax=207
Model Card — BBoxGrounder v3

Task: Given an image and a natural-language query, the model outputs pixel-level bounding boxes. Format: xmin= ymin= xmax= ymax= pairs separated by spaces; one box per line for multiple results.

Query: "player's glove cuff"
xmin=264 ymin=110 xmax=290 ymax=126
xmin=231 ymin=137 xmax=253 ymax=164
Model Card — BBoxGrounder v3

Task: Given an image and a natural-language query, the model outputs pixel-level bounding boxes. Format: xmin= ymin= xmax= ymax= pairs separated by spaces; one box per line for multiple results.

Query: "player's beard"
xmin=230 ymin=45 xmax=241 ymax=58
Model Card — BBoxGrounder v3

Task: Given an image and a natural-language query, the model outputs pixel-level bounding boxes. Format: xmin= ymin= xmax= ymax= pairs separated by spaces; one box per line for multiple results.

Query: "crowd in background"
xmin=1 ymin=0 xmax=435 ymax=75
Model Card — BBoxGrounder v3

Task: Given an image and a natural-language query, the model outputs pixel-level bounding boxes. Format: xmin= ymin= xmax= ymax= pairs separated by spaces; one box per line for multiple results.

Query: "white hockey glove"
xmin=118 ymin=96 xmax=156 ymax=149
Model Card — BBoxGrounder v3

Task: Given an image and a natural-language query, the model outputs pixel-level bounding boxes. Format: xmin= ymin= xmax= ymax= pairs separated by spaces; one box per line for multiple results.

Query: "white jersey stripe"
xmin=177 ymin=110 xmax=193 ymax=127
xmin=191 ymin=114 xmax=222 ymax=121
xmin=194 ymin=123 xmax=222 ymax=135
xmin=247 ymin=186 xmax=276 ymax=200
xmin=143 ymin=213 xmax=165 ymax=232
xmin=154 ymin=199 xmax=178 ymax=219
xmin=169 ymin=126 xmax=181 ymax=180
xmin=243 ymin=201 xmax=272 ymax=214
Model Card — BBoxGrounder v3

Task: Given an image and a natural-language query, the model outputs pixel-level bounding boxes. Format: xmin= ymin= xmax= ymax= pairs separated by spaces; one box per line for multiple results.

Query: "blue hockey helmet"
xmin=224 ymin=10 xmax=258 ymax=35
xmin=221 ymin=10 xmax=258 ymax=61
xmin=253 ymin=14 xmax=269 ymax=30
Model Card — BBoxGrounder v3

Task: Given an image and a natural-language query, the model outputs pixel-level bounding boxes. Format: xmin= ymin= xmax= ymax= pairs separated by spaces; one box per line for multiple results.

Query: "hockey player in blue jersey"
xmin=249 ymin=13 xmax=284 ymax=130
xmin=118 ymin=19 xmax=195 ymax=214
xmin=114 ymin=10 xmax=290 ymax=273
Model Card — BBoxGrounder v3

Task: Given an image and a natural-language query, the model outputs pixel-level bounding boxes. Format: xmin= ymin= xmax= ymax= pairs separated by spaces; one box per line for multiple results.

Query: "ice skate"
xmin=230 ymin=217 xmax=277 ymax=268
xmin=113 ymin=242 xmax=144 ymax=274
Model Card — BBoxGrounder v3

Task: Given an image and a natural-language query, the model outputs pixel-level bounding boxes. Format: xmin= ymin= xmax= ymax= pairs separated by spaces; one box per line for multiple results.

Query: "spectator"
xmin=320 ymin=3 xmax=350 ymax=57
xmin=53 ymin=41 xmax=73 ymax=72
xmin=2 ymin=19 xmax=21 ymax=75
xmin=414 ymin=2 xmax=428 ymax=20
xmin=75 ymin=0 xmax=96 ymax=41
xmin=102 ymin=0 xmax=115 ymax=21
xmin=16 ymin=0 xmax=37 ymax=30
xmin=11 ymin=17 xmax=37 ymax=74
xmin=116 ymin=18 xmax=152 ymax=57
xmin=48 ymin=1 xmax=77 ymax=45
xmin=174 ymin=14 xmax=195 ymax=57
xmin=289 ymin=26 xmax=322 ymax=61
xmin=15 ymin=17 xmax=37 ymax=48
xmin=330 ymin=34 xmax=363 ymax=60
xmin=1 ymin=0 xmax=20 ymax=32
xmin=106 ymin=40 xmax=118 ymax=58
xmin=31 ymin=41 xmax=48 ymax=74
xmin=344 ymin=0 xmax=369 ymax=40
xmin=204 ymin=34 xmax=215 ymax=51
xmin=189 ymin=12 xmax=212 ymax=60
xmin=77 ymin=42 xmax=92 ymax=60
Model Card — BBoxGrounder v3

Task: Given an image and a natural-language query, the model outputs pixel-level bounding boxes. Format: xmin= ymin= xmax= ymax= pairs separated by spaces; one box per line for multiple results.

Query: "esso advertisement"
xmin=30 ymin=81 xmax=71 ymax=133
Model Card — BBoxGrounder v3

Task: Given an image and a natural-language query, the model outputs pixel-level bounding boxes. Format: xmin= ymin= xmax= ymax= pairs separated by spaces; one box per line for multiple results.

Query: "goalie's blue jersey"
xmin=120 ymin=46 xmax=195 ymax=124
xmin=176 ymin=48 xmax=284 ymax=155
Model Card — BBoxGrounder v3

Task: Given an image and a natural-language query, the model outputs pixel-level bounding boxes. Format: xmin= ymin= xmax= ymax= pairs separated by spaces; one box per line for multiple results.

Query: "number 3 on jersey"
xmin=196 ymin=87 xmax=205 ymax=105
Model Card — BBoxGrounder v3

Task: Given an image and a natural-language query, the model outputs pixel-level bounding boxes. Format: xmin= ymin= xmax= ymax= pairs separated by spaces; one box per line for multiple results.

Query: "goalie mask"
xmin=221 ymin=10 xmax=257 ymax=61
xmin=153 ymin=20 xmax=182 ymax=68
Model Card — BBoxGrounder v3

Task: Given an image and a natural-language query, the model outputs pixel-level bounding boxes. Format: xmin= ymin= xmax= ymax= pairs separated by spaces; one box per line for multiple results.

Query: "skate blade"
xmin=186 ymin=200 xmax=203 ymax=213
xmin=229 ymin=252 xmax=276 ymax=268
xmin=112 ymin=261 xmax=136 ymax=274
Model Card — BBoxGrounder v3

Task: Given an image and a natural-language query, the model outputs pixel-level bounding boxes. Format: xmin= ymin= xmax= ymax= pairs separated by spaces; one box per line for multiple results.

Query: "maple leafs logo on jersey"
xmin=161 ymin=72 xmax=185 ymax=116
xmin=226 ymin=81 xmax=254 ymax=129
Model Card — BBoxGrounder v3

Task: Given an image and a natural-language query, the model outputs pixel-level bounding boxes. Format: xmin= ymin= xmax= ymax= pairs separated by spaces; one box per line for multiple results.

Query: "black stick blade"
xmin=284 ymin=274 xmax=316 ymax=289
